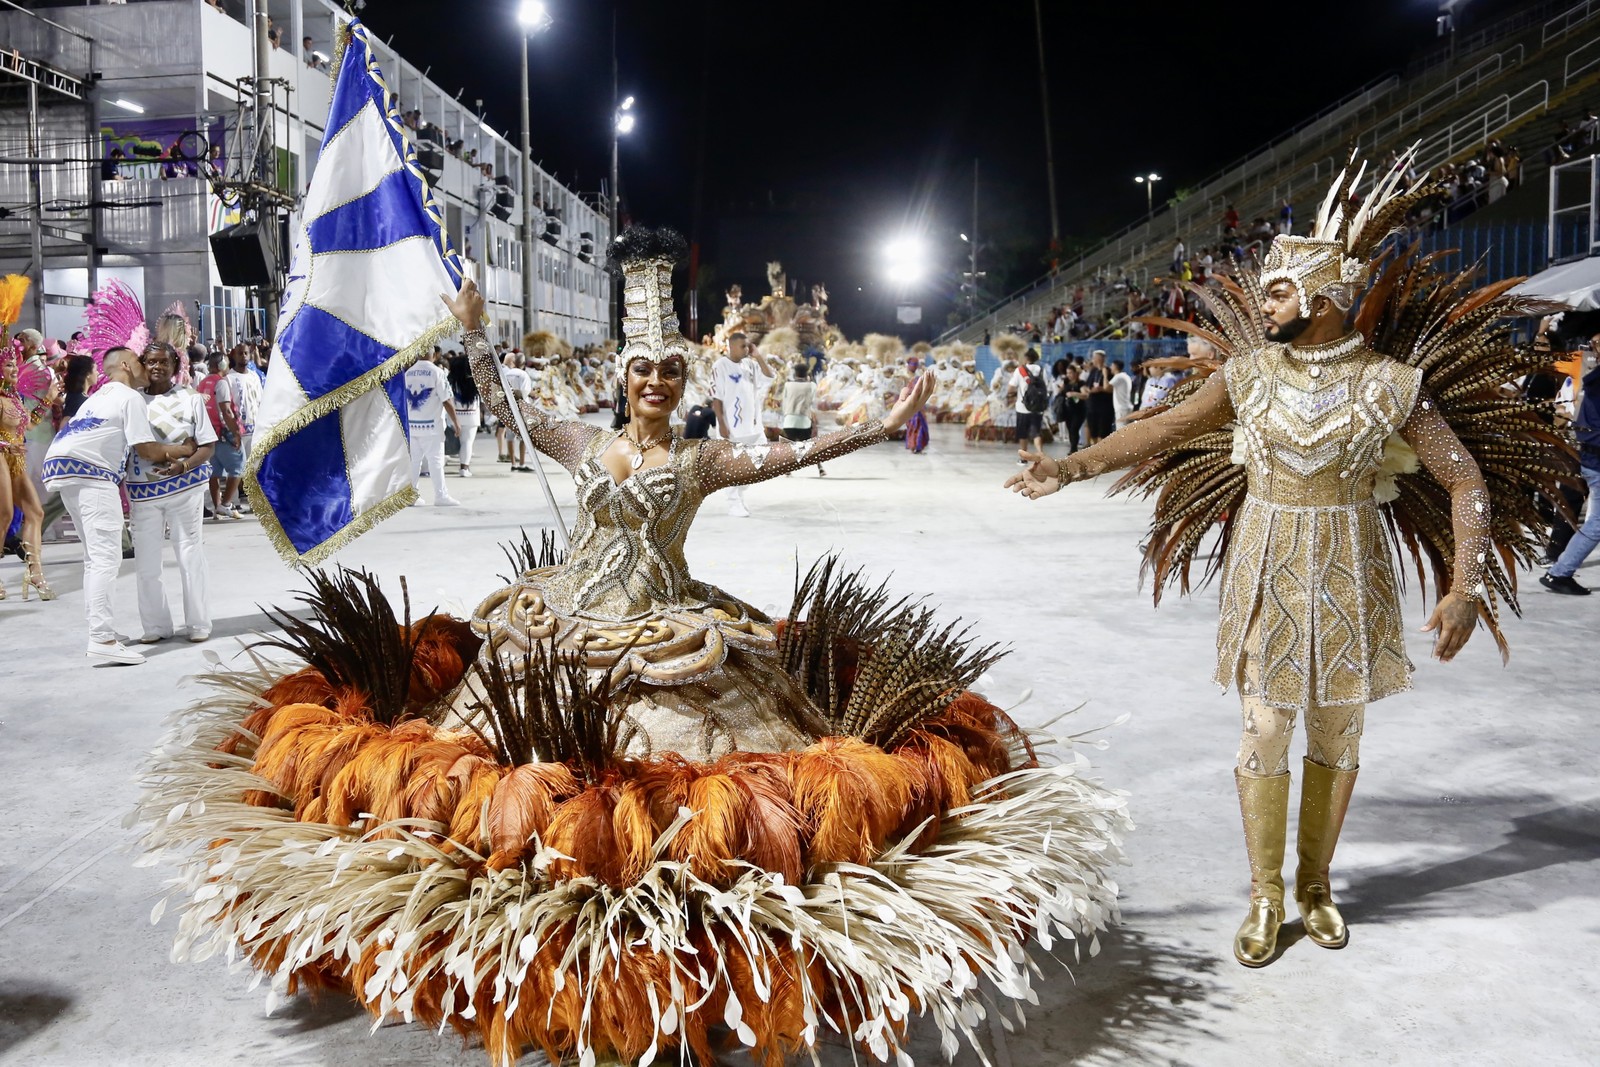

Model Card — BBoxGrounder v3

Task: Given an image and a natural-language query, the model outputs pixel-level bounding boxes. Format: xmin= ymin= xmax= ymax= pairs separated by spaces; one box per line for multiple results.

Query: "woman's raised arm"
xmin=443 ymin=281 xmax=598 ymax=472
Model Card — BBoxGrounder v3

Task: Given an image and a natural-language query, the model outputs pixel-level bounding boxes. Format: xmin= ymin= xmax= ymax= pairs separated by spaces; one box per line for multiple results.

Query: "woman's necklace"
xmin=624 ymin=425 xmax=672 ymax=470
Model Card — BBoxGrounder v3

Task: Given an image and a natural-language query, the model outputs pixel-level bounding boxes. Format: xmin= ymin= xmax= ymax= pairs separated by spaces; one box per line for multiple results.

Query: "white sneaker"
xmin=459 ymin=467 xmax=473 ymax=478
xmin=138 ymin=633 xmax=166 ymax=645
xmin=88 ymin=640 xmax=146 ymax=665
xmin=435 ymin=494 xmax=463 ymax=507
xmin=728 ymin=502 xmax=751 ymax=518
xmin=188 ymin=630 xmax=211 ymax=643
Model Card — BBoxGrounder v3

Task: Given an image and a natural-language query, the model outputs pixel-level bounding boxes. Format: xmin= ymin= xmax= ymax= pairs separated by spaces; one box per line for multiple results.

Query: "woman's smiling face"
xmin=627 ymin=356 xmax=685 ymax=418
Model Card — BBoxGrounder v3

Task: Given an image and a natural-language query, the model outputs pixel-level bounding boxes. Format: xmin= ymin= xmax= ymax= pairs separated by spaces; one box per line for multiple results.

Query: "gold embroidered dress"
xmin=465 ymin=330 xmax=890 ymax=756
xmin=1062 ymin=332 xmax=1490 ymax=715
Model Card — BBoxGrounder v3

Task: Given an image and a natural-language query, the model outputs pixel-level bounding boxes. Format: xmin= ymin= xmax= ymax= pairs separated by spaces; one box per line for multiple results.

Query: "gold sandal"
xmin=20 ymin=545 xmax=57 ymax=601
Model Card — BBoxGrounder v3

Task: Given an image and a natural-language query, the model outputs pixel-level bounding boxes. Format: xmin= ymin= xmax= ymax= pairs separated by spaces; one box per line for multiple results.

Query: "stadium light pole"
xmin=610 ymin=97 xmax=634 ymax=246
xmin=1134 ymin=172 xmax=1161 ymax=217
xmin=609 ymin=96 xmax=634 ymax=339
xmin=518 ymin=0 xmax=552 ymax=336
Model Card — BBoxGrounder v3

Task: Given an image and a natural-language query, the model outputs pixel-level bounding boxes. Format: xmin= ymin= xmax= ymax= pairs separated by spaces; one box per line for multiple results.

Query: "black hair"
xmin=64 ymin=354 xmax=95 ymax=394
xmin=606 ymin=226 xmax=688 ymax=272
xmin=448 ymin=353 xmax=478 ymax=405
xmin=142 ymin=340 xmax=179 ymax=367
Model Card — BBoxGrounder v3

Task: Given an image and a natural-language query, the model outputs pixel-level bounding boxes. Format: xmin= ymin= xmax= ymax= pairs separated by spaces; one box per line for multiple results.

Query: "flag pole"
xmin=491 ymin=357 xmax=571 ymax=551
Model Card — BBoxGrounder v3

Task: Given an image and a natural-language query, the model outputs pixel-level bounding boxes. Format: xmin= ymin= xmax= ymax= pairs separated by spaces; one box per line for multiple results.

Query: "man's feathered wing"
xmin=1118 ymin=234 xmax=1577 ymax=639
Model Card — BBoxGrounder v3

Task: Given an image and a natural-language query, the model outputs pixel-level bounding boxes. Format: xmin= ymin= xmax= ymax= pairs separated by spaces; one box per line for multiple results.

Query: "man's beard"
xmin=1265 ymin=314 xmax=1311 ymax=344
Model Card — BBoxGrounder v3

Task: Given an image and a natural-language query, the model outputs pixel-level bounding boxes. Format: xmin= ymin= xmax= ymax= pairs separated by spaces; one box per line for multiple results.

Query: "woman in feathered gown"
xmin=135 ymin=229 xmax=1130 ymax=1067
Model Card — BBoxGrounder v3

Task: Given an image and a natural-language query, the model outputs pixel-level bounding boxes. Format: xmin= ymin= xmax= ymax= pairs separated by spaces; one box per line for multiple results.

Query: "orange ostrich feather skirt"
xmin=136 ymin=615 xmax=1130 ymax=1066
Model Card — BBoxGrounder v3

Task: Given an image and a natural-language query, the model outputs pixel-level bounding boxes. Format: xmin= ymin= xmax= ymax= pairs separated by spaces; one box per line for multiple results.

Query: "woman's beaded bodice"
xmin=551 ymin=432 xmax=719 ymax=621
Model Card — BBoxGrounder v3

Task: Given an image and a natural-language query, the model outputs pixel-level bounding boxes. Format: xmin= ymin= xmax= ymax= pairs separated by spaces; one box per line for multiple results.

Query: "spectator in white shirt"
xmin=1110 ymin=360 xmax=1135 ymax=425
xmin=126 ymin=341 xmax=218 ymax=644
xmin=43 ymin=347 xmax=194 ymax=665
xmin=212 ymin=345 xmax=261 ymax=517
xmin=224 ymin=347 xmax=261 ymax=454
xmin=1011 ymin=350 xmax=1049 ymax=455
xmin=711 ymin=332 xmax=778 ymax=517
xmin=500 ymin=352 xmax=532 ymax=471
xmin=404 ymin=354 xmax=461 ymax=506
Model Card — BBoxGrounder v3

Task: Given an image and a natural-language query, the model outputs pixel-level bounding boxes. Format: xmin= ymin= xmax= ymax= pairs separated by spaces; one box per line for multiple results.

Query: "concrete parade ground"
xmin=1 ymin=421 xmax=1595 ymax=1066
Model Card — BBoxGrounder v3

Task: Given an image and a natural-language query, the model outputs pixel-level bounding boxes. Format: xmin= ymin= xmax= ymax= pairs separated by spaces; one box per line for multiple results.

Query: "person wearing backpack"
xmin=1011 ymin=349 xmax=1049 ymax=456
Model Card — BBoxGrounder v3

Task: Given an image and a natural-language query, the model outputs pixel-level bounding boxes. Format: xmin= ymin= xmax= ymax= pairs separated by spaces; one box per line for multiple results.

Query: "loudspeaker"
xmin=210 ymin=222 xmax=275 ymax=288
xmin=490 ymin=187 xmax=514 ymax=221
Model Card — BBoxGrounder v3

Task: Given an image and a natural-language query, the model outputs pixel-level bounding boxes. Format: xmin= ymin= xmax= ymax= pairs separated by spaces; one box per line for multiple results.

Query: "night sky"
xmin=368 ymin=0 xmax=1524 ymax=338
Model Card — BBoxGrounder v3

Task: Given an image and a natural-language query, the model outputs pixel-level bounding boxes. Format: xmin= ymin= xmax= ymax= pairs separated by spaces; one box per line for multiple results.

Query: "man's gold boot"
xmin=1233 ymin=770 xmax=1291 ymax=967
xmin=1294 ymin=757 xmax=1358 ymax=949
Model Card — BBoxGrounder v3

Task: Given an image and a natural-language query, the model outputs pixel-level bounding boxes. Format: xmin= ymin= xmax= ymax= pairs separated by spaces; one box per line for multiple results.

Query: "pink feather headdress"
xmin=83 ymin=279 xmax=149 ymax=393
xmin=0 ymin=336 xmax=54 ymax=403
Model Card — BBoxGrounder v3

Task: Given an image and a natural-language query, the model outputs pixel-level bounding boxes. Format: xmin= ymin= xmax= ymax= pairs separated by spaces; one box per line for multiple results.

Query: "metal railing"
xmin=1360 ymin=45 xmax=1524 ymax=154
xmin=1566 ymin=35 xmax=1600 ymax=84
xmin=197 ymin=303 xmax=269 ymax=347
xmin=1417 ymin=81 xmax=1550 ymax=173
xmin=934 ymin=73 xmax=1406 ymax=342
xmin=942 ymin=21 xmax=1600 ymax=345
xmin=1547 ymin=154 xmax=1599 ymax=262
xmin=1545 ymin=0 xmax=1600 ymax=47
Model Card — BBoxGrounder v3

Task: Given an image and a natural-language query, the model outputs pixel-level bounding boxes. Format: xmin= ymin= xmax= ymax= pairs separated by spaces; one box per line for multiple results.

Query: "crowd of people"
xmin=0 ymin=302 xmax=276 ymax=663
xmin=4 ymin=278 xmax=1595 ymax=666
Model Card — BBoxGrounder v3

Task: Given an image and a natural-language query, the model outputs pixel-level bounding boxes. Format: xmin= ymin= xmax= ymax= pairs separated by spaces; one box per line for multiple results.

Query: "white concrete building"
xmin=0 ymin=0 xmax=610 ymax=348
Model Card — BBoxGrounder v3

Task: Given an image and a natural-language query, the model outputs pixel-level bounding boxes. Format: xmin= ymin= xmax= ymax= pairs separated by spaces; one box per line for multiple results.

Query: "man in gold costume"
xmin=1007 ymin=167 xmax=1498 ymax=967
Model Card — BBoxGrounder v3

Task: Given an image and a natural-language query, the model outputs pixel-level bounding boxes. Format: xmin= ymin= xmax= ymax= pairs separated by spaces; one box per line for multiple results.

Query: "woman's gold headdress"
xmin=610 ymin=227 xmax=693 ymax=365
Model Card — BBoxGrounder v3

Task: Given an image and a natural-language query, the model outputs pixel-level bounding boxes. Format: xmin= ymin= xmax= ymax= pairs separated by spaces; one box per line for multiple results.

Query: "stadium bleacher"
xmin=947 ymin=0 xmax=1600 ymax=345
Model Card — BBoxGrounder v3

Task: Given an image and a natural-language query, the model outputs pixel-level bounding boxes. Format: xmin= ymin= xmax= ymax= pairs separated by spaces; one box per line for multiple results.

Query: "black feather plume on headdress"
xmin=606 ymin=226 xmax=688 ymax=272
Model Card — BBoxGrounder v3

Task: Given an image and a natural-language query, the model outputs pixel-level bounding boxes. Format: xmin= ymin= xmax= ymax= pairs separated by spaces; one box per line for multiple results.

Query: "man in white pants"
xmin=42 ymin=347 xmax=193 ymax=665
xmin=405 ymin=353 xmax=462 ymax=506
xmin=126 ymin=341 xmax=217 ymax=644
xmin=711 ymin=332 xmax=777 ymax=517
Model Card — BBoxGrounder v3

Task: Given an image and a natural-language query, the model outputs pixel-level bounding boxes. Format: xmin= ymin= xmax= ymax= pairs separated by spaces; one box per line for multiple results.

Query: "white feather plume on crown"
xmin=1311 ymin=142 xmax=1422 ymax=253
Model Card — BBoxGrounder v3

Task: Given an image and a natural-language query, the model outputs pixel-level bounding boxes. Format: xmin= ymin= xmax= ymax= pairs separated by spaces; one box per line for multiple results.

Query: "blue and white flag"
xmin=246 ymin=18 xmax=462 ymax=566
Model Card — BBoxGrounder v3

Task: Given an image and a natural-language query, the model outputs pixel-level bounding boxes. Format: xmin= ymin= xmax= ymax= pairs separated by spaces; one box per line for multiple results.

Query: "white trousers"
xmin=130 ymin=488 xmax=209 ymax=637
xmin=409 ymin=427 xmax=447 ymax=500
xmin=456 ymin=408 xmax=481 ymax=469
xmin=724 ymin=432 xmax=765 ymax=512
xmin=58 ymin=482 xmax=125 ymax=643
